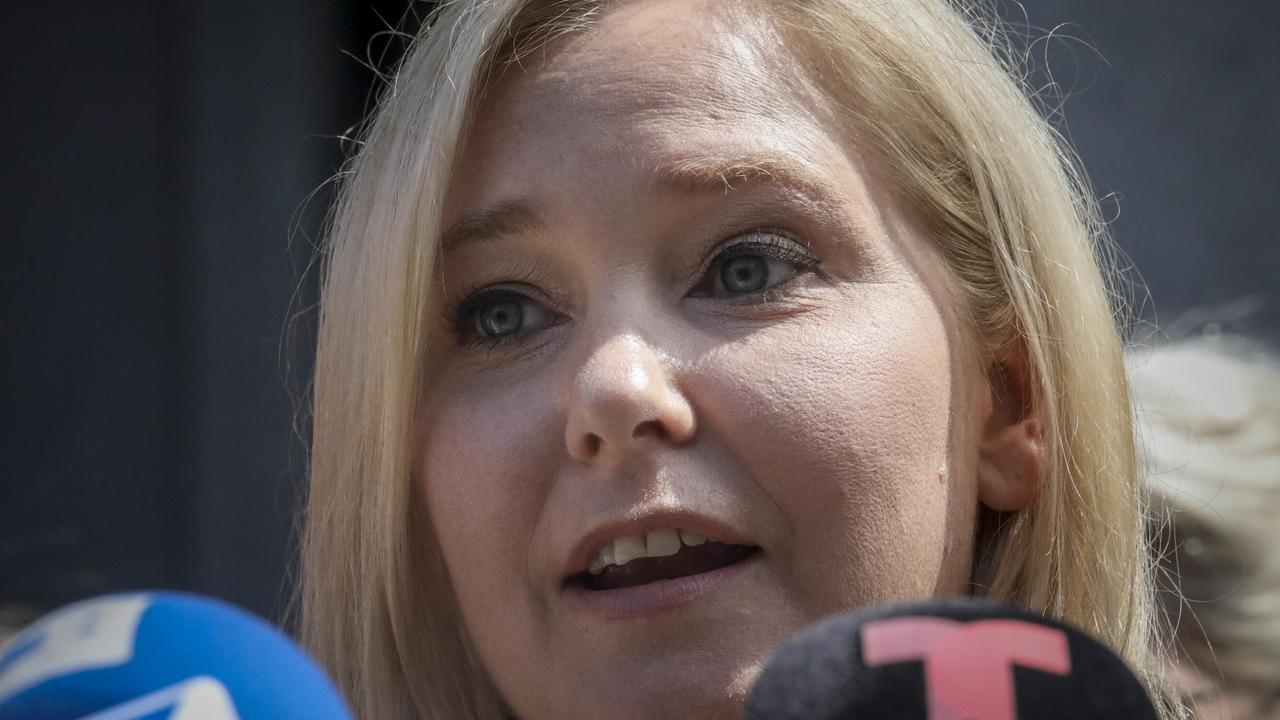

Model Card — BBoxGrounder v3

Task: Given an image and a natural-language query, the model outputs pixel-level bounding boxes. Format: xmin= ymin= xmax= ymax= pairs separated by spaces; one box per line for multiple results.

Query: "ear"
xmin=976 ymin=341 xmax=1044 ymax=512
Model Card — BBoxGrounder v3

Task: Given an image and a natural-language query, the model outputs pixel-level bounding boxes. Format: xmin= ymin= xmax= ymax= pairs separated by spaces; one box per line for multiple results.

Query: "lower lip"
xmin=561 ymin=552 xmax=761 ymax=621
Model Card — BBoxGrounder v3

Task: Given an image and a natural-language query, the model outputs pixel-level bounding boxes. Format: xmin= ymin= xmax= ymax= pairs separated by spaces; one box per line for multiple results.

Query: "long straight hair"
xmin=299 ymin=0 xmax=1178 ymax=716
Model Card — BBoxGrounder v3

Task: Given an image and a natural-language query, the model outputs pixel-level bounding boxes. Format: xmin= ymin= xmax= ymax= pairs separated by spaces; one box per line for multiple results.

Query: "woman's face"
xmin=417 ymin=1 xmax=1019 ymax=717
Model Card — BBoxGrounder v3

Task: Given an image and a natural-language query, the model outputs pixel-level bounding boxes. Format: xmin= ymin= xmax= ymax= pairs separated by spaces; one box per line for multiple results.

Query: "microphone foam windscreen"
xmin=745 ymin=597 xmax=1159 ymax=720
xmin=0 ymin=592 xmax=351 ymax=720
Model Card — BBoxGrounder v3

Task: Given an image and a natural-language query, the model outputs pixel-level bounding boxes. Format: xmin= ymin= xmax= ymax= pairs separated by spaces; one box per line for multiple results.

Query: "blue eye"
xmin=452 ymin=288 xmax=558 ymax=349
xmin=693 ymin=230 xmax=821 ymax=299
xmin=476 ymin=296 xmax=522 ymax=337
xmin=720 ymin=255 xmax=769 ymax=293
xmin=446 ymin=231 xmax=820 ymax=352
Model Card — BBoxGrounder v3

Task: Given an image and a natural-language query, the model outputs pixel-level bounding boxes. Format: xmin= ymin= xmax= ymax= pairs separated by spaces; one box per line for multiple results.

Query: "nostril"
xmin=633 ymin=419 xmax=665 ymax=440
xmin=585 ymin=433 xmax=602 ymax=455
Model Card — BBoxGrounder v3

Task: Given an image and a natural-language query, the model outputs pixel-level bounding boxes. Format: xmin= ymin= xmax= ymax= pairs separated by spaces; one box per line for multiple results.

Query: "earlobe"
xmin=976 ymin=353 xmax=1044 ymax=512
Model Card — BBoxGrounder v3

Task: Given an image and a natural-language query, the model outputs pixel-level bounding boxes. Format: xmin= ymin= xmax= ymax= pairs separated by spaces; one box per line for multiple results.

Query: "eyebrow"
xmin=438 ymin=152 xmax=839 ymax=255
xmin=649 ymin=151 xmax=839 ymax=202
xmin=438 ymin=199 xmax=546 ymax=256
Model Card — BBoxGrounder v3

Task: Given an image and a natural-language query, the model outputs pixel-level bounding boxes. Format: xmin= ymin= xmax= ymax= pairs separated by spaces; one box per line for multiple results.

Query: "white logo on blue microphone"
xmin=0 ymin=593 xmax=151 ymax=703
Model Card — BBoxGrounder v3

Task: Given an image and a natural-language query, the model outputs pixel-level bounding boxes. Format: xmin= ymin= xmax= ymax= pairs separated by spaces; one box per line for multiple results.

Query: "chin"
xmin=566 ymin=678 xmax=752 ymax=720
xmin=516 ymin=651 xmax=764 ymax=720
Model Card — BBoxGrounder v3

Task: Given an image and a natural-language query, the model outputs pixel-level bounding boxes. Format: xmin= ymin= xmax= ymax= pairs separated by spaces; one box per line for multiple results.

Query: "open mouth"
xmin=566 ymin=539 xmax=760 ymax=592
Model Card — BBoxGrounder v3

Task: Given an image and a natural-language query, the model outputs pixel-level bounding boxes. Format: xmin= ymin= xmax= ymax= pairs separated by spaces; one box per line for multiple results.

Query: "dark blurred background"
xmin=2 ymin=1 xmax=1277 ymax=627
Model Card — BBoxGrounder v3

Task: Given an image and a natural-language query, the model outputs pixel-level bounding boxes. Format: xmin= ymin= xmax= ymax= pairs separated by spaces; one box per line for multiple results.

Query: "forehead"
xmin=448 ymin=0 xmax=842 ymax=209
xmin=498 ymin=0 xmax=804 ymax=121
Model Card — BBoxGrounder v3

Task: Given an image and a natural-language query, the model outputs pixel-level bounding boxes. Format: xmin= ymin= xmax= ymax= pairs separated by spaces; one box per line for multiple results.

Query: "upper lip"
xmin=559 ymin=510 xmax=757 ymax=586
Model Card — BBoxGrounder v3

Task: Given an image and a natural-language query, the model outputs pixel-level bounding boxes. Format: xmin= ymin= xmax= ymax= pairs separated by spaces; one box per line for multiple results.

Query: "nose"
xmin=564 ymin=334 xmax=696 ymax=464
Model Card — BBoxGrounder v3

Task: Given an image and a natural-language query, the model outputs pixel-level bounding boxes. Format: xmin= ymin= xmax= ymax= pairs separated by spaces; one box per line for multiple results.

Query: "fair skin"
xmin=415 ymin=1 xmax=1040 ymax=718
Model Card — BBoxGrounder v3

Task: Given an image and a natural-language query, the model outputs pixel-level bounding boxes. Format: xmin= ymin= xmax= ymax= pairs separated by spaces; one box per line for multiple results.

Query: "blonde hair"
xmin=299 ymin=0 xmax=1176 ymax=716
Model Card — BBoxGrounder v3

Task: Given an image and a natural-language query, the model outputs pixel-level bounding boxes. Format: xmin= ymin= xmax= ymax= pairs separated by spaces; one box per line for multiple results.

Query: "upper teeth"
xmin=588 ymin=529 xmax=708 ymax=574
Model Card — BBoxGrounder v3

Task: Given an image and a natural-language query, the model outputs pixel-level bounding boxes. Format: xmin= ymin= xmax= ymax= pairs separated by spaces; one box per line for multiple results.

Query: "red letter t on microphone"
xmin=861 ymin=618 xmax=1071 ymax=720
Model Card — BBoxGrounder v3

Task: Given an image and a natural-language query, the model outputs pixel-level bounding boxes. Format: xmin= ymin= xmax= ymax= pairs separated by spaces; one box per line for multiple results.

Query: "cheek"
xmin=416 ymin=378 xmax=560 ymax=634
xmin=692 ymin=285 xmax=972 ymax=612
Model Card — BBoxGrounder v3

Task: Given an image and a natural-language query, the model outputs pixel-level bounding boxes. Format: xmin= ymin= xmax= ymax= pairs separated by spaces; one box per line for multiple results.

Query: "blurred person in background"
xmin=1135 ymin=329 xmax=1280 ymax=719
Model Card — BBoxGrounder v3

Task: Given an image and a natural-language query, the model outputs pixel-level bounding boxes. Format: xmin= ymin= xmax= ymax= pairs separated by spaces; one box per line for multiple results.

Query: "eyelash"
xmin=444 ymin=230 xmax=821 ymax=352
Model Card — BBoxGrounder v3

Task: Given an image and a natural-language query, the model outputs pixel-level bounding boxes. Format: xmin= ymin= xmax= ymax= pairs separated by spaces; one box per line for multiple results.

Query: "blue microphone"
xmin=0 ymin=592 xmax=351 ymax=719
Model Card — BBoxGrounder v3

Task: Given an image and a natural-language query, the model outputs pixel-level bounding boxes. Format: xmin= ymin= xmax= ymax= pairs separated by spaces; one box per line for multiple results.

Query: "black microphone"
xmin=744 ymin=597 xmax=1159 ymax=720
